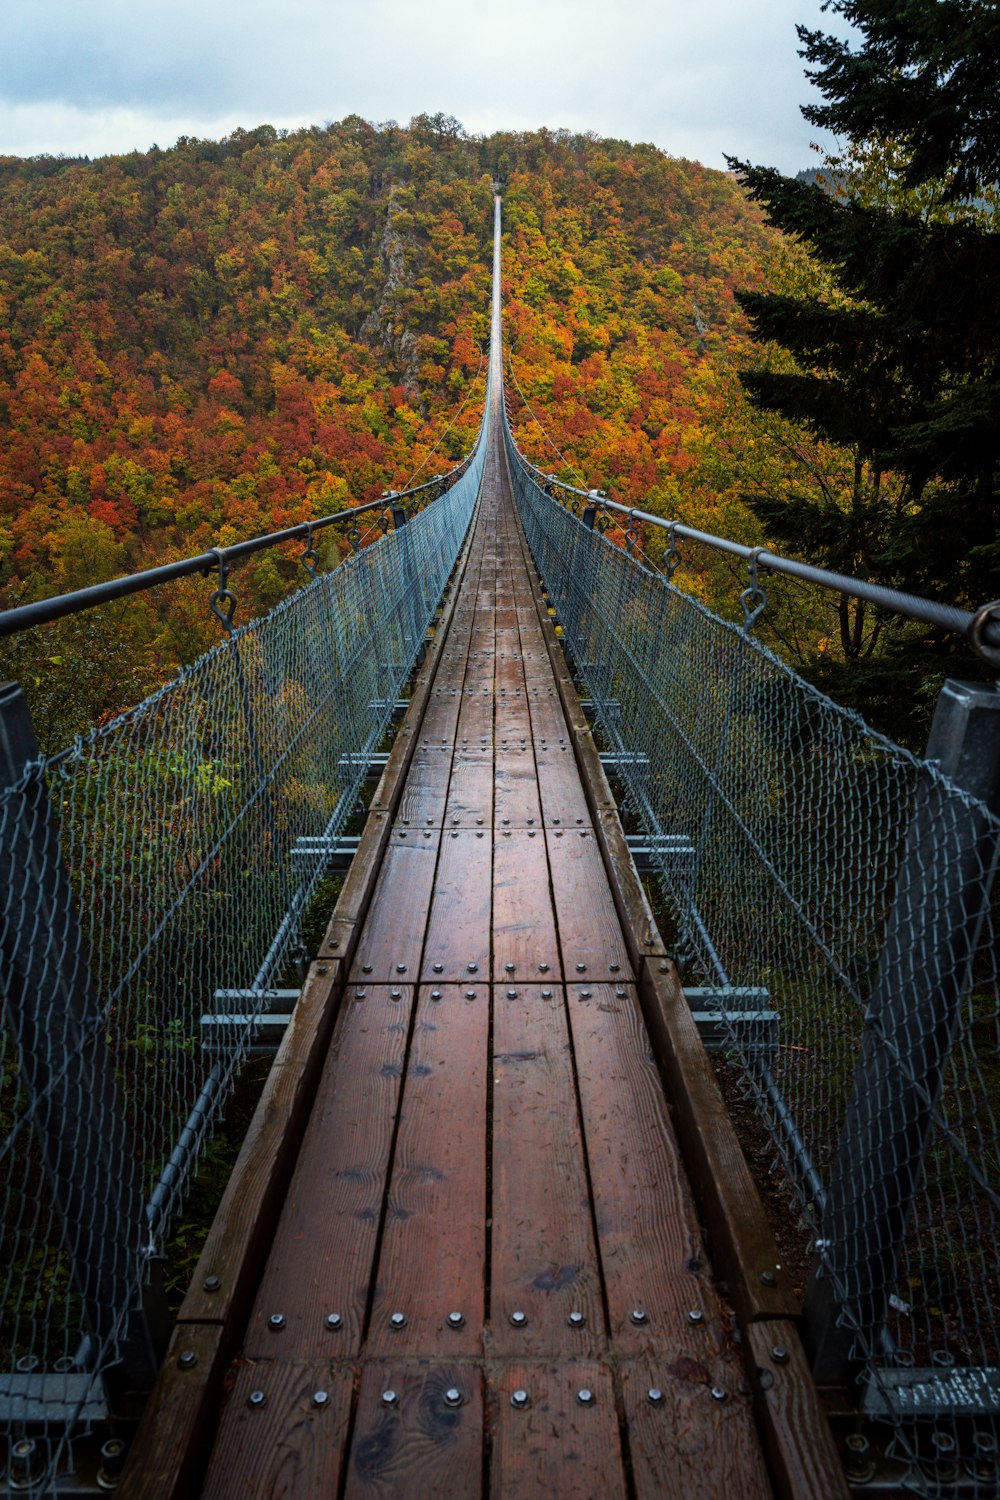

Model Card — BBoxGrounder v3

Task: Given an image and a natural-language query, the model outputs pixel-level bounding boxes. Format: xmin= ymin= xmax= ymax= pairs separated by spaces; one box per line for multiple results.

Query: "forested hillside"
xmin=0 ymin=116 xmax=779 ymax=744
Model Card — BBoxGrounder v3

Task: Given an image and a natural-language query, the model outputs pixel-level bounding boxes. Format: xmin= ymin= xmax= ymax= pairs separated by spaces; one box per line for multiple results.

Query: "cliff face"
xmin=361 ymin=183 xmax=423 ymax=400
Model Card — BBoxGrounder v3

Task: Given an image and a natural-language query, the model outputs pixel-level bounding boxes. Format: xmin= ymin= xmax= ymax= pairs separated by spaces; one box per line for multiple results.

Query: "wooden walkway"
xmin=121 ymin=410 xmax=847 ymax=1498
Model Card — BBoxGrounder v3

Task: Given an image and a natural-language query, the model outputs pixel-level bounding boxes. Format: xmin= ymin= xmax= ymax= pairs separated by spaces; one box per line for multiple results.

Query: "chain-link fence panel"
xmin=0 ymin=441 xmax=483 ymax=1490
xmin=507 ymin=440 xmax=1000 ymax=1498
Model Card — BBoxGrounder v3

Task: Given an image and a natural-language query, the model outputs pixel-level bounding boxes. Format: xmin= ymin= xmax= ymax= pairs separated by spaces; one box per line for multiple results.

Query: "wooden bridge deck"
xmin=121 ymin=426 xmax=847 ymax=1498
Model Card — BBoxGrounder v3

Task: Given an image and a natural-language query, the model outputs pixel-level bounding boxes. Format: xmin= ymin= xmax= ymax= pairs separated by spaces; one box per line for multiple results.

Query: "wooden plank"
xmin=494 ymin=629 xmax=521 ymax=658
xmin=592 ymin=809 xmax=669 ymax=966
xmin=418 ymin=685 xmax=466 ymax=742
xmin=495 ymin=660 xmax=531 ymax=727
xmin=488 ymin=1362 xmax=625 ymax=1500
xmin=494 ymin=752 xmax=543 ymax=828
xmin=566 ymin=982 xmax=712 ymax=1352
xmin=367 ymin=984 xmax=488 ymax=1355
xmin=637 ymin=960 xmax=798 ymax=1327
xmin=444 ymin=752 xmax=495 ymax=828
xmin=420 ymin=830 xmax=492 ymax=982
xmin=349 ymin=830 xmax=439 ymax=982
xmin=180 ymin=961 xmax=343 ymax=1330
xmin=344 ymin=1362 xmax=482 ymax=1500
xmin=456 ymin=686 xmax=495 ymax=741
xmin=491 ymin=987 xmax=603 ymax=1355
xmin=118 ymin=1325 xmax=226 ymax=1500
xmin=534 ymin=746 xmax=593 ymax=829
xmin=317 ymin=809 xmax=393 ymax=940
xmin=492 ymin=832 xmax=561 ymax=980
xmin=525 ymin=688 xmax=569 ymax=741
xmin=620 ymin=1358 xmax=773 ymax=1500
xmin=533 ymin=751 xmax=592 ymax=827
xmin=546 ymin=829 xmax=633 ymax=980
xmin=242 ymin=986 xmax=413 ymax=1359
xmin=395 ymin=752 xmax=452 ymax=829
xmin=745 ymin=1323 xmax=850 ymax=1500
xmin=200 ymin=1361 xmax=354 ymax=1499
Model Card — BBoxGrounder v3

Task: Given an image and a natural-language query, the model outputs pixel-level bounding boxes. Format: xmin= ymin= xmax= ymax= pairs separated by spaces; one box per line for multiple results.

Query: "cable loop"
xmin=665 ymin=521 xmax=682 ymax=580
xmin=624 ymin=512 xmax=640 ymax=556
xmin=969 ymin=599 xmax=1000 ymax=669
xmin=207 ymin=550 xmax=237 ymax=634
xmin=740 ymin=548 xmax=768 ymax=632
xmin=299 ymin=524 xmax=319 ymax=580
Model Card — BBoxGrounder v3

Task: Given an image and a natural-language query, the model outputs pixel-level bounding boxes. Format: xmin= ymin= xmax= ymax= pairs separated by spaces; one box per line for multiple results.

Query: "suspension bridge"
xmin=0 ymin=195 xmax=998 ymax=1499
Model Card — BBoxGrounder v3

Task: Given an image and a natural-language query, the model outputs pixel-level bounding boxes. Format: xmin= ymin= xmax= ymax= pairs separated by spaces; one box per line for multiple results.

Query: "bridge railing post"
xmin=0 ymin=682 xmax=168 ymax=1399
xmin=803 ymin=677 xmax=1000 ymax=1388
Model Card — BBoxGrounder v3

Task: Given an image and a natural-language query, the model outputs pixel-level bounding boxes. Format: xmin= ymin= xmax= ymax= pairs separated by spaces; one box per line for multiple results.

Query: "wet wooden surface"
xmin=189 ymin=438 xmax=782 ymax=1498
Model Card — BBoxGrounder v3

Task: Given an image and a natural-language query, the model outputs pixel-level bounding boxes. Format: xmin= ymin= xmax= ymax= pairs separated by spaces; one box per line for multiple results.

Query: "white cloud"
xmin=0 ymin=0 xmax=848 ymax=172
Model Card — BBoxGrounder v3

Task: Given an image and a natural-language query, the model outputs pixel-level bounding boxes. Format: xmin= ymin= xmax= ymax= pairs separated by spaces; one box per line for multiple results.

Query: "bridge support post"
xmin=0 ymin=682 xmax=169 ymax=1401
xmin=803 ymin=678 xmax=1000 ymax=1389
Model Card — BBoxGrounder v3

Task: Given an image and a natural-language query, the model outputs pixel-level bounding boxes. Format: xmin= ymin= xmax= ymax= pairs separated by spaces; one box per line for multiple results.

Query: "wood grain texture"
xmin=493 ymin=752 xmax=543 ymax=827
xmin=491 ymin=988 xmax=603 ymax=1356
xmin=367 ymin=985 xmax=488 ymax=1355
xmin=745 ymin=1323 xmax=850 ymax=1500
xmin=180 ymin=962 xmax=343 ymax=1329
xmin=492 ymin=831 xmax=561 ymax=980
xmin=243 ymin=987 xmax=413 ymax=1359
xmin=118 ymin=1325 xmax=226 ymax=1500
xmin=444 ymin=753 xmax=495 ymax=828
xmin=344 ymin=1362 xmax=482 ymax=1500
xmin=320 ymin=810 xmax=394 ymax=934
xmin=420 ymin=829 xmax=492 ymax=982
xmin=395 ymin=752 xmax=453 ymax=829
xmin=456 ymin=686 xmax=495 ymax=741
xmin=593 ymin=808 xmax=669 ymax=966
xmin=620 ymin=1357 xmax=773 ymax=1500
xmin=546 ymin=829 xmax=633 ymax=980
xmin=566 ymin=982 xmax=710 ymax=1353
xmin=349 ymin=831 xmax=439 ymax=982
xmin=533 ymin=736 xmax=594 ymax=829
xmin=637 ymin=960 xmax=798 ymax=1326
xmin=488 ymin=1362 xmax=625 ymax=1500
xmin=524 ymin=688 xmax=570 ymax=743
xmin=200 ymin=1362 xmax=354 ymax=1499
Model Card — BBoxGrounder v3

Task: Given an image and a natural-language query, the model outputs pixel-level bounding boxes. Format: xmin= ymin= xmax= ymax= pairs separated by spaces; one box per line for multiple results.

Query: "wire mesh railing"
xmin=0 ymin=438 xmax=484 ymax=1487
xmin=505 ymin=426 xmax=1000 ymax=1497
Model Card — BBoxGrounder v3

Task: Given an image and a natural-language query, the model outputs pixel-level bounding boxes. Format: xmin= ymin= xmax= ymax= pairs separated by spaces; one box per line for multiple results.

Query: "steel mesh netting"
xmin=507 ymin=445 xmax=1000 ymax=1495
xmin=0 ymin=448 xmax=482 ymax=1482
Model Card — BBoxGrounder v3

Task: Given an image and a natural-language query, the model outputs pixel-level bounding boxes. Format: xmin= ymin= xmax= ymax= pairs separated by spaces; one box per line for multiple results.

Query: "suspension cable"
xmin=403 ymin=347 xmax=486 ymax=490
xmin=504 ymin=351 xmax=587 ymax=487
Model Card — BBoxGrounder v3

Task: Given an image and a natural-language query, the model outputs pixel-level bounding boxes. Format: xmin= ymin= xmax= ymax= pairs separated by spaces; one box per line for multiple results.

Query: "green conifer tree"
xmin=728 ymin=0 xmax=1000 ymax=717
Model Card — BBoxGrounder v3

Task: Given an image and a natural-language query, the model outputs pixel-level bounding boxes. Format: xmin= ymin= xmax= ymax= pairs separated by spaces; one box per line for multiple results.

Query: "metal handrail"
xmin=506 ymin=444 xmax=1000 ymax=665
xmin=0 ymin=455 xmax=475 ymax=640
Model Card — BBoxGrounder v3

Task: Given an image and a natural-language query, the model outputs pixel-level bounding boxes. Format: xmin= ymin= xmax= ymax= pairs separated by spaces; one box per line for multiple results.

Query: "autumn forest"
xmin=0 ymin=113 xmax=990 ymax=748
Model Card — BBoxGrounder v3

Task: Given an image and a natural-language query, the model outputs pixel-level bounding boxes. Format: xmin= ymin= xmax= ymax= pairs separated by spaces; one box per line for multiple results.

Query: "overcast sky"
xmin=1 ymin=0 xmax=853 ymax=173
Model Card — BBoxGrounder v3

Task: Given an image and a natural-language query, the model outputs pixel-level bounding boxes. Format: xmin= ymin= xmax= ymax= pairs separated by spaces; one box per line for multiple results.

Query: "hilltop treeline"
xmin=0 ymin=117 xmax=775 ymax=743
